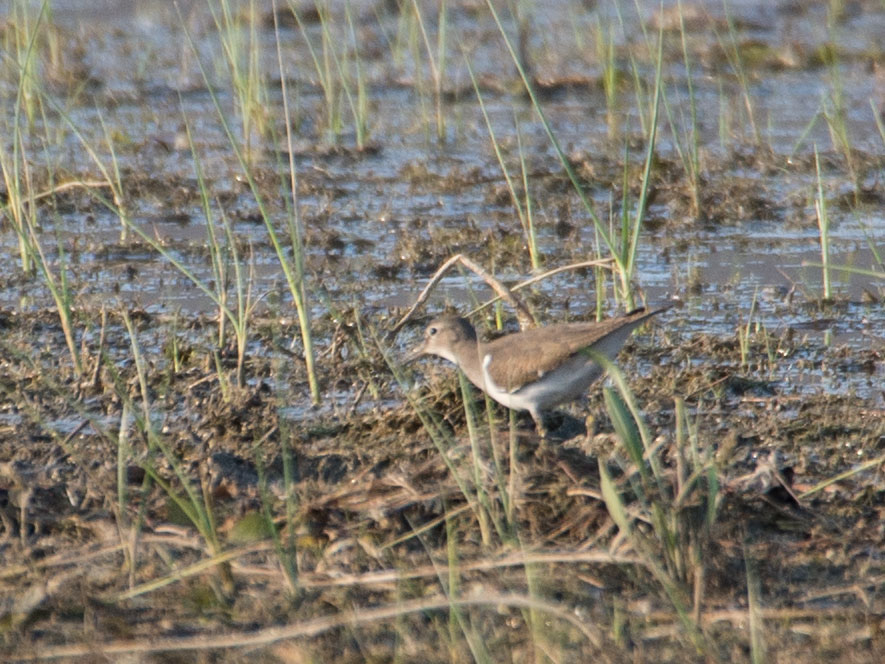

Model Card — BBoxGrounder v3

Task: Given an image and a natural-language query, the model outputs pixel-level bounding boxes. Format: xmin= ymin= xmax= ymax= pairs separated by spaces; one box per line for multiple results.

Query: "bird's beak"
xmin=403 ymin=341 xmax=427 ymax=365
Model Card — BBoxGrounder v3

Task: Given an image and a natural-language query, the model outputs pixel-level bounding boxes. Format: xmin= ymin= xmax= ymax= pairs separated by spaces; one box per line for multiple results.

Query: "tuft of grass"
xmin=814 ymin=146 xmax=833 ymax=301
xmin=27 ymin=212 xmax=83 ymax=376
xmin=4 ymin=0 xmax=50 ymax=128
xmin=0 ymin=24 xmax=90 ymax=375
xmin=595 ymin=355 xmax=720 ymax=656
xmin=594 ymin=18 xmax=619 ymax=136
xmin=714 ymin=0 xmax=761 ymax=146
xmin=176 ymin=2 xmax=321 ymax=403
xmin=116 ymin=309 xmax=235 ymax=599
xmin=184 ymin=112 xmax=256 ymax=388
xmin=410 ymin=0 xmax=449 ymax=143
xmin=286 ymin=0 xmax=369 ymax=147
xmin=207 ymin=0 xmax=270 ymax=163
xmin=254 ymin=416 xmax=301 ymax=596
xmin=0 ymin=0 xmax=53 ymax=275
xmin=662 ymin=0 xmax=703 ymax=217
xmin=738 ymin=288 xmax=758 ymax=371
xmin=819 ymin=12 xmax=859 ymax=196
xmin=482 ymin=0 xmax=664 ymax=308
xmin=464 ymin=54 xmax=540 ymax=271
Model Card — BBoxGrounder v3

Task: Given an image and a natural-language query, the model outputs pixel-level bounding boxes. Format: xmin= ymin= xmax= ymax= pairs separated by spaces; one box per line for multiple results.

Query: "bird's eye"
xmin=428 ymin=326 xmax=438 ymax=336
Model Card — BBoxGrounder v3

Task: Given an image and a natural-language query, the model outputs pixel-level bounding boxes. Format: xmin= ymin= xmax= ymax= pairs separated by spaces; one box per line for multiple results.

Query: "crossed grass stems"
xmin=1 ymin=0 xmax=883 ymax=659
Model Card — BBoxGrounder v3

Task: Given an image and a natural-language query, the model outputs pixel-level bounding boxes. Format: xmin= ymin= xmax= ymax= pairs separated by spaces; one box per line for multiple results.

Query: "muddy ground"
xmin=1 ymin=0 xmax=884 ymax=662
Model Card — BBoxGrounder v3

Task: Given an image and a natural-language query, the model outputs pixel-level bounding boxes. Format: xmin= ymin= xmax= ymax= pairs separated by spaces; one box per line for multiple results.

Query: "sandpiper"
xmin=406 ymin=307 xmax=667 ymax=436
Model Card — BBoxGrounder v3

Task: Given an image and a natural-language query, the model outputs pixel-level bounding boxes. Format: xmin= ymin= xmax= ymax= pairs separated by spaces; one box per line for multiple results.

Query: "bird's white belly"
xmin=482 ymin=352 xmax=606 ymax=413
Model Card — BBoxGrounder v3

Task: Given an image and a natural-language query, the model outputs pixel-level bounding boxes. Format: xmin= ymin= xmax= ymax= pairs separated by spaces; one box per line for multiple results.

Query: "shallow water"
xmin=1 ymin=0 xmax=883 ymax=405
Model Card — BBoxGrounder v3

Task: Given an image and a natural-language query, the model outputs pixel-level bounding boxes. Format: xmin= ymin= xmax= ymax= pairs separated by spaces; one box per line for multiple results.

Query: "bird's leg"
xmin=584 ymin=413 xmax=597 ymax=436
xmin=529 ymin=408 xmax=548 ymax=438
xmin=530 ymin=409 xmax=552 ymax=457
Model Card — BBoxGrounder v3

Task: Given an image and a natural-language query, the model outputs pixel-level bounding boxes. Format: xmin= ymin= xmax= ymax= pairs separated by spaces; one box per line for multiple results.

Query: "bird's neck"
xmin=453 ymin=339 xmax=487 ymax=392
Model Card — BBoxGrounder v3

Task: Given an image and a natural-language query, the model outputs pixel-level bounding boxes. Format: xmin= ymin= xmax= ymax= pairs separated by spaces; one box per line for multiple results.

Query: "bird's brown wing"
xmin=482 ymin=308 xmax=665 ymax=392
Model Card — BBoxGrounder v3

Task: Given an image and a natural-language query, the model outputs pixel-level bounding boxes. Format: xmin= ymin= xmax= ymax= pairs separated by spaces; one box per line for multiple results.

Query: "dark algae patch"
xmin=1 ymin=0 xmax=884 ymax=661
